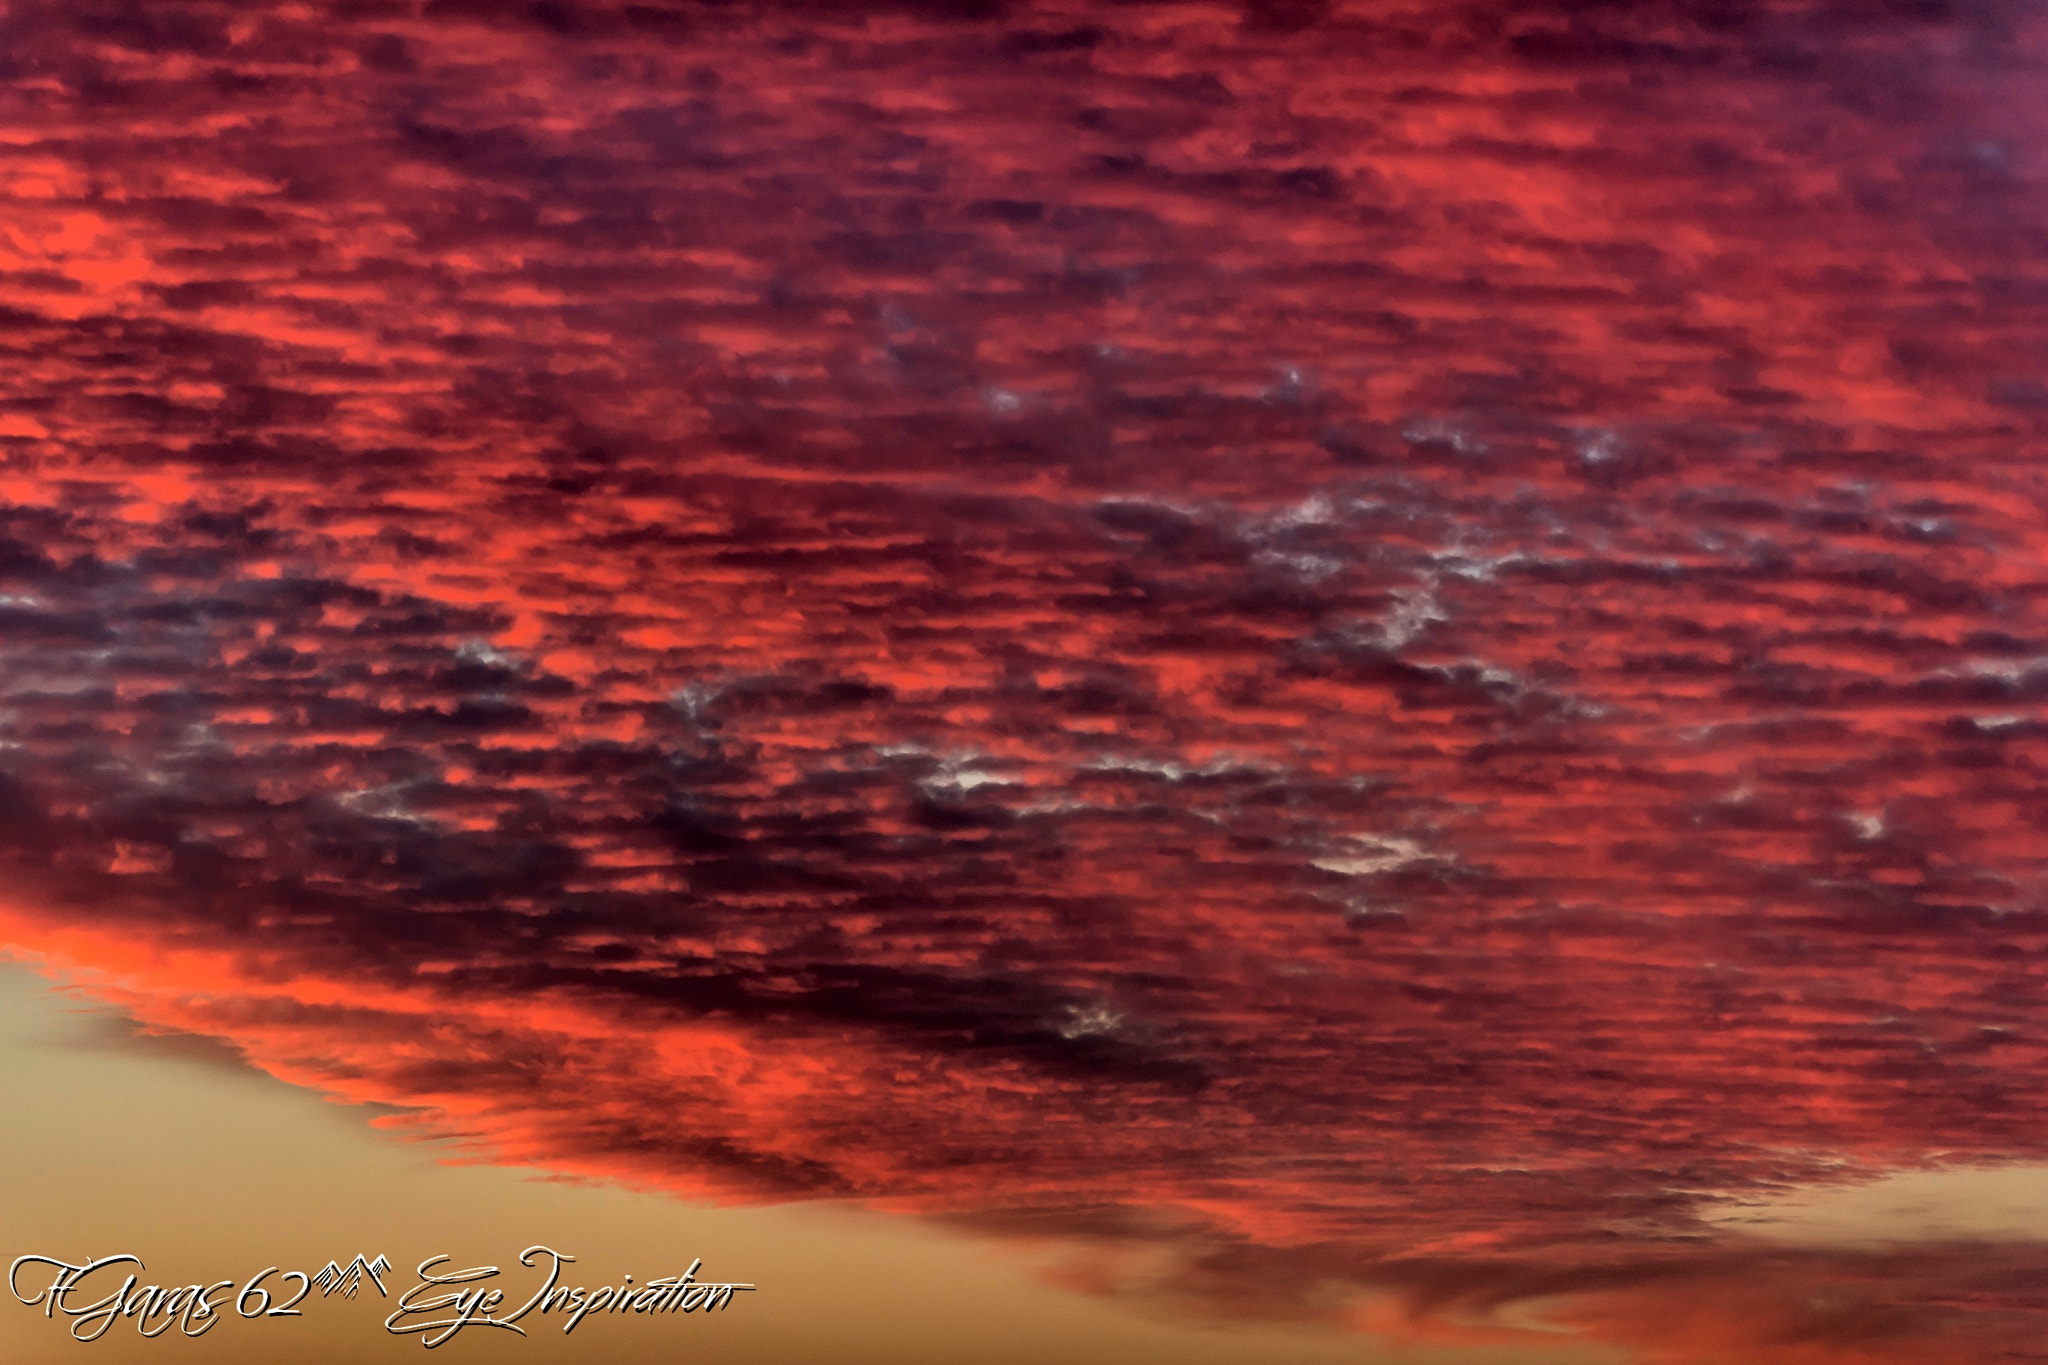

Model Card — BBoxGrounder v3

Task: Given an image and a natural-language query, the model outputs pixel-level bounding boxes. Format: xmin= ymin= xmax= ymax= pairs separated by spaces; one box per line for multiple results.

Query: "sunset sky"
xmin=4 ymin=1 xmax=2048 ymax=1361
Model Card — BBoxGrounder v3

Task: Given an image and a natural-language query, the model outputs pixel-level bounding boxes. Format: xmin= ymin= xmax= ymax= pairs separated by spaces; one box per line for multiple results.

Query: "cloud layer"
xmin=4 ymin=1 xmax=2048 ymax=1358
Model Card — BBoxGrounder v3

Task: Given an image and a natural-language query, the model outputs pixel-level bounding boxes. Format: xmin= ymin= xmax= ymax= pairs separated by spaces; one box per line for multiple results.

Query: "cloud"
xmin=2 ymin=0 xmax=2048 ymax=1359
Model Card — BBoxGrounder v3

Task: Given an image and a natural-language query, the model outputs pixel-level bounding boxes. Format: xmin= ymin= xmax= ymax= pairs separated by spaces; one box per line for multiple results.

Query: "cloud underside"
xmin=4 ymin=0 xmax=2048 ymax=1358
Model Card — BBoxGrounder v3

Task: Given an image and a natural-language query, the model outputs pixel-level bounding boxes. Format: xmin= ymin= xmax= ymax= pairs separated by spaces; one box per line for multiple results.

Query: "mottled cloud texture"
xmin=3 ymin=0 xmax=2048 ymax=1358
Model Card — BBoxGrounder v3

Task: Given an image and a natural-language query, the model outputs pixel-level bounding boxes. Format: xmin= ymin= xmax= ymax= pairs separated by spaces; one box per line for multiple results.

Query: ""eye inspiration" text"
xmin=385 ymin=1246 xmax=755 ymax=1348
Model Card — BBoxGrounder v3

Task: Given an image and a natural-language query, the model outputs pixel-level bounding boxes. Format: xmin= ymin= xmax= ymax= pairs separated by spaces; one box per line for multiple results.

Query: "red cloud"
xmin=3 ymin=1 xmax=2048 ymax=1359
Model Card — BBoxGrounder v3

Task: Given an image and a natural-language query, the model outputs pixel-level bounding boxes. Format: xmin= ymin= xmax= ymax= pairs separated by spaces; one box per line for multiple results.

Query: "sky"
xmin=2 ymin=0 xmax=2048 ymax=1361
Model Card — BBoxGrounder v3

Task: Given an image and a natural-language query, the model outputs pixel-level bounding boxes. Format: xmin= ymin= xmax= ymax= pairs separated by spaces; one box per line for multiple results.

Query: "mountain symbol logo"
xmin=312 ymin=1254 xmax=392 ymax=1299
